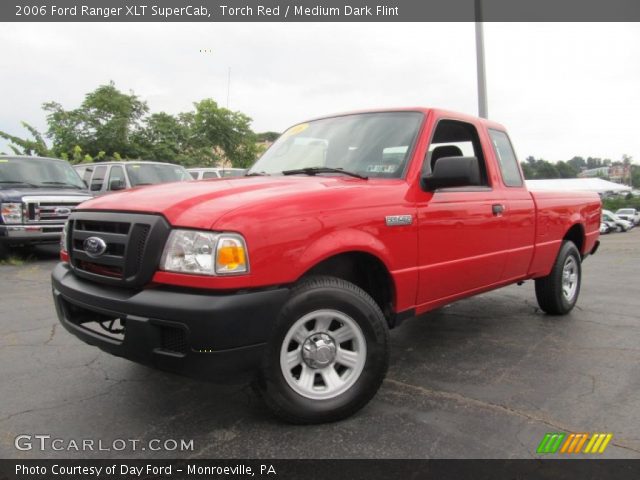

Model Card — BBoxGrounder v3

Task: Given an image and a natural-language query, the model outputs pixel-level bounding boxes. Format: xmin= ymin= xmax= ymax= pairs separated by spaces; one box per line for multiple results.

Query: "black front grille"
xmin=68 ymin=211 xmax=170 ymax=288
xmin=160 ymin=326 xmax=188 ymax=354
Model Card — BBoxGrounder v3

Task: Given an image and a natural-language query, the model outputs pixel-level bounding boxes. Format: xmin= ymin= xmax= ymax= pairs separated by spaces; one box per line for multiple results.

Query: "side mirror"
xmin=110 ymin=179 xmax=126 ymax=191
xmin=421 ymin=156 xmax=481 ymax=191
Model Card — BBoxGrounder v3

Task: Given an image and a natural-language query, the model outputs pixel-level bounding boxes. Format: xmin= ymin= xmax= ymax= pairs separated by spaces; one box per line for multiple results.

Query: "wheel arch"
xmin=298 ymin=250 xmax=397 ymax=327
xmin=563 ymin=223 xmax=585 ymax=255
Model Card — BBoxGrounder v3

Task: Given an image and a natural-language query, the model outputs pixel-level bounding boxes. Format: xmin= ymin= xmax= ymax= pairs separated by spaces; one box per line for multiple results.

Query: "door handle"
xmin=492 ymin=204 xmax=505 ymax=216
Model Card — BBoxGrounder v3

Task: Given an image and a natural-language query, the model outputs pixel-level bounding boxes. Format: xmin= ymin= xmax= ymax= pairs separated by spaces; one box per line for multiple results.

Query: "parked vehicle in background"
xmin=600 ymin=222 xmax=614 ymax=234
xmin=74 ymin=161 xmax=191 ymax=195
xmin=602 ymin=210 xmax=633 ymax=232
xmin=0 ymin=156 xmax=92 ymax=257
xmin=52 ymin=108 xmax=601 ymax=423
xmin=614 ymin=208 xmax=640 ymax=225
xmin=188 ymin=167 xmax=248 ymax=180
xmin=601 ymin=220 xmax=617 ymax=234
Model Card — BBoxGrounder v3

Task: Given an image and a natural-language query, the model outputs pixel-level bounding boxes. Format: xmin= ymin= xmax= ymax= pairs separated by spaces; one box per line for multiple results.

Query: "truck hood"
xmin=76 ymin=177 xmax=380 ymax=229
xmin=0 ymin=188 xmax=92 ymax=202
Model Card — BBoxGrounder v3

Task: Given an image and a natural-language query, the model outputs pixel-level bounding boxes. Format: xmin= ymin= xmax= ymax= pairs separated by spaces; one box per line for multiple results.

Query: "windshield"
xmin=249 ymin=112 xmax=424 ymax=179
xmin=126 ymin=163 xmax=191 ymax=187
xmin=617 ymin=209 xmax=634 ymax=215
xmin=0 ymin=157 xmax=85 ymax=189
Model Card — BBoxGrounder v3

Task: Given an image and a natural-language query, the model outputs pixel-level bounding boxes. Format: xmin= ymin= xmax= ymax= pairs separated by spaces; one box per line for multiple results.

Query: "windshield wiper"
xmin=40 ymin=181 xmax=83 ymax=189
xmin=0 ymin=180 xmax=39 ymax=187
xmin=282 ymin=167 xmax=368 ymax=180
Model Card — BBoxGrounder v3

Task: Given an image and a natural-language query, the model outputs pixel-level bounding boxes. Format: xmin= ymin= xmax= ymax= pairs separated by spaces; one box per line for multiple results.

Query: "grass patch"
xmin=0 ymin=255 xmax=26 ymax=266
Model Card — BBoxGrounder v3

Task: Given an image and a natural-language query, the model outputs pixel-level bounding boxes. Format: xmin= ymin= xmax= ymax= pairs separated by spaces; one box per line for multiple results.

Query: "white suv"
xmin=614 ymin=208 xmax=640 ymax=225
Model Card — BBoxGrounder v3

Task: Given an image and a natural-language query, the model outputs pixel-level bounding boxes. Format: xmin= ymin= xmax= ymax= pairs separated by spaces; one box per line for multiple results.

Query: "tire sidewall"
xmin=556 ymin=242 xmax=582 ymax=313
xmin=261 ymin=281 xmax=388 ymax=422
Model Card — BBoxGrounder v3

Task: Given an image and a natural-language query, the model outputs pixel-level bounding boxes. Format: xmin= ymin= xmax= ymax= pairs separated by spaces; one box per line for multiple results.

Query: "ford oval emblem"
xmin=83 ymin=236 xmax=107 ymax=258
xmin=55 ymin=207 xmax=72 ymax=215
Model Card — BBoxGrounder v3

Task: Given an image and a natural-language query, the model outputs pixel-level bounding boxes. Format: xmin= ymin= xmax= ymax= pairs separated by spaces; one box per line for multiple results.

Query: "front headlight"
xmin=1 ymin=202 xmax=23 ymax=224
xmin=160 ymin=229 xmax=249 ymax=276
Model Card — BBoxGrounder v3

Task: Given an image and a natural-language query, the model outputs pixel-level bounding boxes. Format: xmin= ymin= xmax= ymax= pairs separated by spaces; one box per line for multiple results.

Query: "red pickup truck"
xmin=52 ymin=108 xmax=601 ymax=423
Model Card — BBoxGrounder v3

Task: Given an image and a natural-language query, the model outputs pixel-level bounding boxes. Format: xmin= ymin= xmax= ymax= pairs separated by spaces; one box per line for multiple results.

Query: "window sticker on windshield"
xmin=131 ymin=165 xmax=141 ymax=168
xmin=0 ymin=159 xmax=9 ymax=163
xmin=282 ymin=123 xmax=309 ymax=138
xmin=367 ymin=164 xmax=398 ymax=173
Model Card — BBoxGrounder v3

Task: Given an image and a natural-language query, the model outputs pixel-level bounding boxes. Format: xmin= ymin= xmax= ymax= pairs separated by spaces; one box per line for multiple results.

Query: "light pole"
xmin=475 ymin=0 xmax=488 ymax=119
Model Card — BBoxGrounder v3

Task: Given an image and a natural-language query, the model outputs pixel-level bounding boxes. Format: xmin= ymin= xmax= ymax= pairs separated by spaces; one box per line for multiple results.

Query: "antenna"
xmin=475 ymin=0 xmax=488 ymax=119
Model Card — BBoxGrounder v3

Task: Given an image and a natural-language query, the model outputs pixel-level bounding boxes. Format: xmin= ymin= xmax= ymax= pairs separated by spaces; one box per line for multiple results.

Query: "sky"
xmin=0 ymin=22 xmax=638 ymax=163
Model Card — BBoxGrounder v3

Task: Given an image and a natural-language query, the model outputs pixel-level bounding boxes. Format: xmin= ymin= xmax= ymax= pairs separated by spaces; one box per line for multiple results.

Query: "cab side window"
xmin=90 ymin=165 xmax=107 ymax=192
xmin=489 ymin=129 xmax=523 ymax=187
xmin=203 ymin=171 xmax=220 ymax=179
xmin=425 ymin=120 xmax=489 ymax=186
xmin=79 ymin=166 xmax=93 ymax=185
xmin=108 ymin=165 xmax=126 ymax=190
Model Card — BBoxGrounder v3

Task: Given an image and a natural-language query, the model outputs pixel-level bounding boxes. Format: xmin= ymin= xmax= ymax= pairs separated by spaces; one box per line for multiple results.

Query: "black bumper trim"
xmin=52 ymin=262 xmax=289 ymax=381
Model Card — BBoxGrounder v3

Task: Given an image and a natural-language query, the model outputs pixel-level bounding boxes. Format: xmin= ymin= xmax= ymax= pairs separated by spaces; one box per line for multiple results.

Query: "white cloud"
xmin=0 ymin=22 xmax=638 ymax=163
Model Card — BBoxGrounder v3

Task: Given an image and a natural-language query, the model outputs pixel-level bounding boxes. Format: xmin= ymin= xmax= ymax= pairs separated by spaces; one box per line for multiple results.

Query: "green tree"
xmin=132 ymin=112 xmax=190 ymax=162
xmin=555 ymin=160 xmax=578 ymax=178
xmin=0 ymin=122 xmax=51 ymax=156
xmin=43 ymin=81 xmax=148 ymax=159
xmin=534 ymin=160 xmax=559 ymax=179
xmin=631 ymin=166 xmax=640 ymax=189
xmin=520 ymin=162 xmax=535 ymax=179
xmin=586 ymin=157 xmax=603 ymax=169
xmin=189 ymin=99 xmax=259 ymax=168
xmin=256 ymin=131 xmax=280 ymax=142
xmin=567 ymin=156 xmax=586 ymax=172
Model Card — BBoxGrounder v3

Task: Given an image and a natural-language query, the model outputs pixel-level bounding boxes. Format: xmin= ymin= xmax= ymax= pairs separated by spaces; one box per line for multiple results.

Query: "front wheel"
xmin=256 ymin=276 xmax=389 ymax=424
xmin=535 ymin=241 xmax=582 ymax=315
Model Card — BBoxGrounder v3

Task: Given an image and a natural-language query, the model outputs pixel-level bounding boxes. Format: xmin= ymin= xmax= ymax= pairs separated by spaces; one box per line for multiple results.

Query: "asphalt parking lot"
xmin=1 ymin=231 xmax=639 ymax=459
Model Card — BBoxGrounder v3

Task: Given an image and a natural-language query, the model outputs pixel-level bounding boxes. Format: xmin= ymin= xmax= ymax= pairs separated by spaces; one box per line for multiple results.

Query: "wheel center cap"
xmin=302 ymin=333 xmax=336 ymax=369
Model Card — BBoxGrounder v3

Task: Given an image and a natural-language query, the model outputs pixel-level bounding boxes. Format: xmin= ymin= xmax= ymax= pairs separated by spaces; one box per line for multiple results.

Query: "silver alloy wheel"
xmin=562 ymin=256 xmax=579 ymax=301
xmin=279 ymin=309 xmax=367 ymax=400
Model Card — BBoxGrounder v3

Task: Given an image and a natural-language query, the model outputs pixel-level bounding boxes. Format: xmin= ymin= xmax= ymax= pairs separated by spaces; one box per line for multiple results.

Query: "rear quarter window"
xmin=489 ymin=129 xmax=523 ymax=187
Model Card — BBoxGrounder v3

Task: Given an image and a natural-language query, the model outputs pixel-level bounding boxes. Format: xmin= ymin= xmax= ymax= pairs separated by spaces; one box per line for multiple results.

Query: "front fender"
xmin=296 ymin=228 xmax=395 ymax=276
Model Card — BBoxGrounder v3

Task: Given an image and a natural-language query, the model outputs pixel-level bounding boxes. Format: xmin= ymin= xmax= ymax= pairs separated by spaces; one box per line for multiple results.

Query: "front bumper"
xmin=51 ymin=262 xmax=289 ymax=381
xmin=0 ymin=223 xmax=64 ymax=244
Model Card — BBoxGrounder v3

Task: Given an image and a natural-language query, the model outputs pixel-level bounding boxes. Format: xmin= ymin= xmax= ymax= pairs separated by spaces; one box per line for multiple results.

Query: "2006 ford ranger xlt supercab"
xmin=52 ymin=109 xmax=601 ymax=423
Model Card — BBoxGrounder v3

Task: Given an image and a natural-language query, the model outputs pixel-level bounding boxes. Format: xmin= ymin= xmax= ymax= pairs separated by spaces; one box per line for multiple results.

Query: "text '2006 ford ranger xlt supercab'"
xmin=52 ymin=109 xmax=601 ymax=423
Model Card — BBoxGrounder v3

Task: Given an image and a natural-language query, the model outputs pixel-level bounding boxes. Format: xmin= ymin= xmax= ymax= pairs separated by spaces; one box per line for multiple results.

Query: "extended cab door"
xmin=487 ymin=129 xmax=535 ymax=281
xmin=415 ymin=119 xmax=509 ymax=307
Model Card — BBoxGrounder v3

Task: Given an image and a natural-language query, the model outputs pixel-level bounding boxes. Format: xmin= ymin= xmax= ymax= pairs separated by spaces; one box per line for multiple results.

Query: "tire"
xmin=256 ymin=275 xmax=389 ymax=424
xmin=535 ymin=241 xmax=582 ymax=315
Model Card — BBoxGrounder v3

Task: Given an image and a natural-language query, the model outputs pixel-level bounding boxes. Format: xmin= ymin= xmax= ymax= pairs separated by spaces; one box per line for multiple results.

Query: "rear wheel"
xmin=535 ymin=241 xmax=582 ymax=315
xmin=256 ymin=276 xmax=389 ymax=424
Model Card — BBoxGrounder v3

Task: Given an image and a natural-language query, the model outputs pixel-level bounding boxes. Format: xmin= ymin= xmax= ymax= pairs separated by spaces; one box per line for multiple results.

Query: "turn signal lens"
xmin=215 ymin=236 xmax=248 ymax=274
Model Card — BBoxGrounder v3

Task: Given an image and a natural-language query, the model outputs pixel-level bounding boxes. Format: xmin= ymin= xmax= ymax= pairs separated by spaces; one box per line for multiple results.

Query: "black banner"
xmin=1 ymin=460 xmax=640 ymax=480
xmin=2 ymin=0 xmax=640 ymax=22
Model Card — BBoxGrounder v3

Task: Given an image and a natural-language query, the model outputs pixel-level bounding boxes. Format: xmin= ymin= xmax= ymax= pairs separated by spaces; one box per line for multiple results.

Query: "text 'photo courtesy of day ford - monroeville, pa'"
xmin=51 ymin=108 xmax=601 ymax=423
